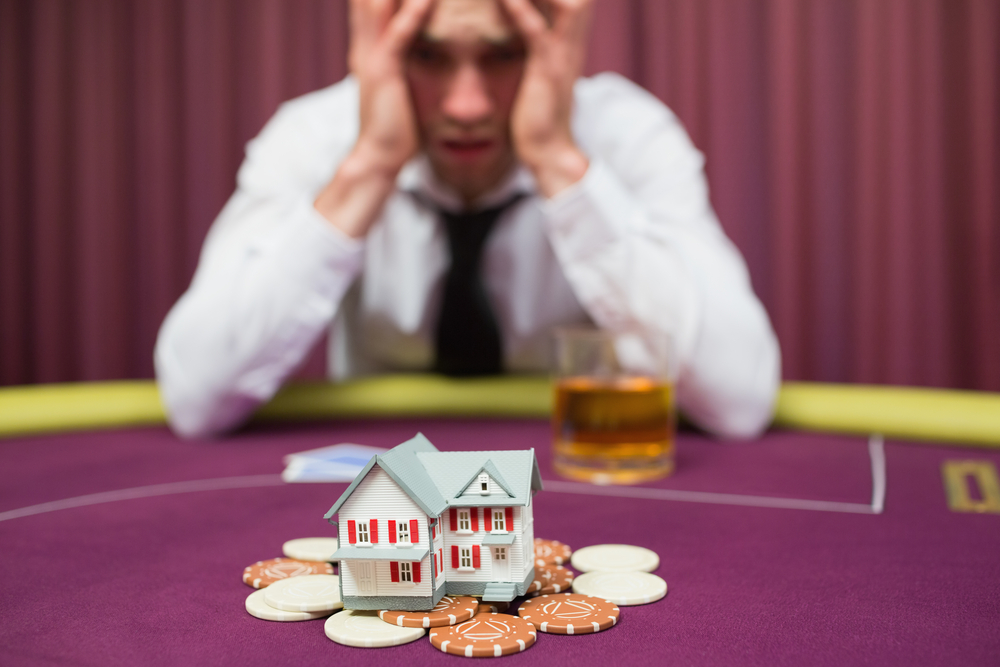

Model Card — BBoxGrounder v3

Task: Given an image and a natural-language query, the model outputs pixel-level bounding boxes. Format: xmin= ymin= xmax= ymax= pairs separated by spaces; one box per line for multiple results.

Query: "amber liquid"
xmin=553 ymin=376 xmax=675 ymax=485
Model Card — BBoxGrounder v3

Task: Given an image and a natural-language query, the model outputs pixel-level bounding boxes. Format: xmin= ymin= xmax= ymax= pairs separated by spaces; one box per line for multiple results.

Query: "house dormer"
xmin=457 ymin=460 xmax=515 ymax=499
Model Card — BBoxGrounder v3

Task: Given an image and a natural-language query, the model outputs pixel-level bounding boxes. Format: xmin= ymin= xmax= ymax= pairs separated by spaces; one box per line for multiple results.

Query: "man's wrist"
xmin=314 ymin=143 xmax=403 ymax=238
xmin=524 ymin=142 xmax=589 ymax=199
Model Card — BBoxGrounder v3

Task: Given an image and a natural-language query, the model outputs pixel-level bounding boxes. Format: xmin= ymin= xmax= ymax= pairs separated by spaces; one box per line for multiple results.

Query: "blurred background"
xmin=0 ymin=0 xmax=997 ymax=391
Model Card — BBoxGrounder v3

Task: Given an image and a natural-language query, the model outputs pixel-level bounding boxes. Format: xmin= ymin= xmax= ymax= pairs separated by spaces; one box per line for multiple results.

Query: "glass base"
xmin=553 ymin=439 xmax=675 ymax=486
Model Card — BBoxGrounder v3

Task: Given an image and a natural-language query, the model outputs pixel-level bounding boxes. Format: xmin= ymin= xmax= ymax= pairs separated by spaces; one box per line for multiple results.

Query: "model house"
xmin=325 ymin=433 xmax=543 ymax=611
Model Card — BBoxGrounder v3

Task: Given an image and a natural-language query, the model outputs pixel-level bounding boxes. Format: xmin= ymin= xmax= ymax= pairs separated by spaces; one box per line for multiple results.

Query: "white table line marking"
xmin=869 ymin=433 xmax=887 ymax=514
xmin=0 ymin=474 xmax=284 ymax=523
xmin=0 ymin=435 xmax=888 ymax=522
xmin=545 ymin=434 xmax=887 ymax=515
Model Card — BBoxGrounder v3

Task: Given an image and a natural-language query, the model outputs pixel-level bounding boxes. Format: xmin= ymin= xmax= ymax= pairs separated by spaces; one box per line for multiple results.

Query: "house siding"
xmin=338 ymin=466 xmax=432 ymax=598
xmin=521 ymin=497 xmax=535 ymax=578
xmin=443 ymin=505 xmax=525 ymax=584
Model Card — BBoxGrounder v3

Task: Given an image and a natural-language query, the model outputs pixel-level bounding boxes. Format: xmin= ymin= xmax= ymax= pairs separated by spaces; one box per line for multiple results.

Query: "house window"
xmin=400 ymin=561 xmax=412 ymax=583
xmin=460 ymin=547 xmax=472 ymax=569
xmin=357 ymin=521 xmax=370 ymax=544
xmin=479 ymin=473 xmax=490 ymax=495
xmin=492 ymin=509 xmax=505 ymax=532
xmin=458 ymin=510 xmax=470 ymax=531
xmin=495 ymin=547 xmax=506 ymax=561
xmin=397 ymin=521 xmax=410 ymax=544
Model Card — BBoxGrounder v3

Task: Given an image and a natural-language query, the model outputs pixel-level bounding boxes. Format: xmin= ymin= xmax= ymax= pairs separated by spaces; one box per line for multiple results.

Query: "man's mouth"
xmin=439 ymin=138 xmax=496 ymax=160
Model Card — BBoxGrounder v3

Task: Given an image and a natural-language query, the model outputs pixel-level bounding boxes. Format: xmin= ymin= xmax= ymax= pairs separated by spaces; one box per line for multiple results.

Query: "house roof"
xmin=417 ymin=450 xmax=540 ymax=507
xmin=324 ymin=433 xmax=543 ymax=520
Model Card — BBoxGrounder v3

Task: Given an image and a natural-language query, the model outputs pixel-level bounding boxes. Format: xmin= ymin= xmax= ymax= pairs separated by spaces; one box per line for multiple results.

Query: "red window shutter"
xmin=470 ymin=508 xmax=479 ymax=532
xmin=450 ymin=508 xmax=457 ymax=531
xmin=433 ymin=552 xmax=437 ymax=574
xmin=370 ymin=518 xmax=378 ymax=543
xmin=484 ymin=508 xmax=491 ymax=531
xmin=413 ymin=561 xmax=421 ymax=583
xmin=439 ymin=549 xmax=444 ymax=573
xmin=431 ymin=521 xmax=436 ymax=539
xmin=472 ymin=545 xmax=481 ymax=568
xmin=410 ymin=519 xmax=419 ymax=543
xmin=451 ymin=545 xmax=459 ymax=568
xmin=505 ymin=507 xmax=513 ymax=531
xmin=347 ymin=520 xmax=357 ymax=544
xmin=388 ymin=520 xmax=397 ymax=544
xmin=390 ymin=561 xmax=399 ymax=583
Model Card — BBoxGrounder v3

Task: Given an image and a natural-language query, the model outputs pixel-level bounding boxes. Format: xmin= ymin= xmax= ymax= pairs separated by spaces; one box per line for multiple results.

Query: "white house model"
xmin=325 ymin=433 xmax=543 ymax=611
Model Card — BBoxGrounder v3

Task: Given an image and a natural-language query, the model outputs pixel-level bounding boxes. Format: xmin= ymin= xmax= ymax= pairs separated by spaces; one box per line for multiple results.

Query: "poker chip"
xmin=518 ymin=594 xmax=620 ymax=635
xmin=534 ymin=538 xmax=572 ymax=566
xmin=429 ymin=612 xmax=537 ymax=657
xmin=379 ymin=596 xmax=478 ymax=628
xmin=570 ymin=544 xmax=659 ymax=573
xmin=242 ymin=558 xmax=334 ymax=589
xmin=263 ymin=574 xmax=343 ymax=613
xmin=324 ymin=609 xmax=425 ymax=647
xmin=244 ymin=588 xmax=331 ymax=622
xmin=477 ymin=600 xmax=510 ymax=614
xmin=526 ymin=563 xmax=574 ymax=596
xmin=282 ymin=537 xmax=339 ymax=562
xmin=572 ymin=571 xmax=667 ymax=606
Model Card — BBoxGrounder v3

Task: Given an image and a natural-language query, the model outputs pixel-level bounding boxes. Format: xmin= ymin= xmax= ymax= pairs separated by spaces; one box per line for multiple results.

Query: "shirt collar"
xmin=396 ymin=154 xmax=537 ymax=213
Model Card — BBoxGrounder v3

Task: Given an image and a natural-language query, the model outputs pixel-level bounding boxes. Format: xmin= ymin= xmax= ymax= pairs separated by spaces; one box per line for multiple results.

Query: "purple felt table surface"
xmin=1 ymin=419 xmax=998 ymax=666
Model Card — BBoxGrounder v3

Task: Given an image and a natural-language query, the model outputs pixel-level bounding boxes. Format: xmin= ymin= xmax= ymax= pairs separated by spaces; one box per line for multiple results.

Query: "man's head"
xmin=405 ymin=0 xmax=527 ymax=204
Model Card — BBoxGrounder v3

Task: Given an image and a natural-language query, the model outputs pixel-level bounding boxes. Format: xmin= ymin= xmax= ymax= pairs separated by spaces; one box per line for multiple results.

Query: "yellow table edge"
xmin=0 ymin=377 xmax=997 ymax=447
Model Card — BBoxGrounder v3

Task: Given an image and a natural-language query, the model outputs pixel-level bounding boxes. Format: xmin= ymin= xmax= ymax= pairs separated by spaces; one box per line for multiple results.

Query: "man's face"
xmin=406 ymin=0 xmax=526 ymax=203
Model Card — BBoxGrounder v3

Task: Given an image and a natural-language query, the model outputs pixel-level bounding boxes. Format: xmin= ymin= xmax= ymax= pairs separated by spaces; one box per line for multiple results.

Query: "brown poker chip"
xmin=379 ymin=596 xmax=478 ymax=628
xmin=429 ymin=612 xmax=537 ymax=657
xmin=526 ymin=563 xmax=575 ymax=596
xmin=534 ymin=538 xmax=572 ymax=566
xmin=242 ymin=558 xmax=334 ymax=589
xmin=518 ymin=594 xmax=620 ymax=635
xmin=477 ymin=600 xmax=510 ymax=614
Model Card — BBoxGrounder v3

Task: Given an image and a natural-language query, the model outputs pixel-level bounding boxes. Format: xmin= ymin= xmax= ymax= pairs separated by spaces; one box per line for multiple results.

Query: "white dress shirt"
xmin=155 ymin=73 xmax=781 ymax=439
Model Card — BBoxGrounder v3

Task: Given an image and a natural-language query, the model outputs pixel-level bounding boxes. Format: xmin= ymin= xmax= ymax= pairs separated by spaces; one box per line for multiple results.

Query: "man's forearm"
xmin=313 ymin=143 xmax=401 ymax=238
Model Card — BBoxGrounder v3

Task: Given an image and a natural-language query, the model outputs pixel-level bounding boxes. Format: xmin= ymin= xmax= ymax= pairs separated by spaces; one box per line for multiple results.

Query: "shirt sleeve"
xmin=542 ymin=74 xmax=781 ymax=438
xmin=154 ymin=85 xmax=364 ymax=438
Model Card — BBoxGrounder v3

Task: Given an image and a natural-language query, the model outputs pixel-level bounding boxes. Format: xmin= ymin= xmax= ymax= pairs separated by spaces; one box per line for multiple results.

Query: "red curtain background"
xmin=1 ymin=0 xmax=998 ymax=390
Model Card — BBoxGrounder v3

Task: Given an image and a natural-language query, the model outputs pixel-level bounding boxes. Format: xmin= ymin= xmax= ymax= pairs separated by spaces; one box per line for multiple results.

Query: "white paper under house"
xmin=324 ymin=433 xmax=543 ymax=611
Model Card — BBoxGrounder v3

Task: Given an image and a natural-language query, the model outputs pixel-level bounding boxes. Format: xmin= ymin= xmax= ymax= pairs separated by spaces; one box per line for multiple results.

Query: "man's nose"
xmin=441 ymin=65 xmax=493 ymax=124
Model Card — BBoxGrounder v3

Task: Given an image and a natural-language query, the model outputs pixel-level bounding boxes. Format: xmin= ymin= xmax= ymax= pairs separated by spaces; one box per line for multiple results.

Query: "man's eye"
xmin=409 ymin=46 xmax=446 ymax=66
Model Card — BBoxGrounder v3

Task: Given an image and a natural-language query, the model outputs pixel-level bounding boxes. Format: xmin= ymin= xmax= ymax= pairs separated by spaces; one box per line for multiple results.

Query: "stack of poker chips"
xmin=240 ymin=536 xmax=668 ymax=657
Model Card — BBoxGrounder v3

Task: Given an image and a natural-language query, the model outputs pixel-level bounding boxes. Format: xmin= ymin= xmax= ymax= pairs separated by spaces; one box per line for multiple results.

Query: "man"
xmin=155 ymin=0 xmax=781 ymax=439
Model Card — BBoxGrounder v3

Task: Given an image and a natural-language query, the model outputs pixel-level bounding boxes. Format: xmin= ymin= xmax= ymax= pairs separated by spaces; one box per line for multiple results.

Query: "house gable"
xmin=324 ymin=432 xmax=447 ymax=521
xmin=456 ymin=460 xmax=515 ymax=499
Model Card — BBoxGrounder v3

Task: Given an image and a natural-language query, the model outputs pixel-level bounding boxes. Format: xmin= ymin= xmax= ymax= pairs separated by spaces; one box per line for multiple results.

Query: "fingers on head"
xmin=384 ymin=0 xmax=434 ymax=52
xmin=501 ymin=0 xmax=549 ymax=40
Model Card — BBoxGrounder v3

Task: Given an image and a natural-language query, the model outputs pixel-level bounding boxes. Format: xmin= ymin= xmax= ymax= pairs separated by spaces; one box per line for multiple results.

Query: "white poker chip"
xmin=571 ymin=570 xmax=667 ymax=605
xmin=263 ymin=574 xmax=343 ymax=613
xmin=245 ymin=588 xmax=332 ymax=622
xmin=324 ymin=609 xmax=425 ymax=647
xmin=570 ymin=544 xmax=660 ymax=573
xmin=282 ymin=537 xmax=339 ymax=562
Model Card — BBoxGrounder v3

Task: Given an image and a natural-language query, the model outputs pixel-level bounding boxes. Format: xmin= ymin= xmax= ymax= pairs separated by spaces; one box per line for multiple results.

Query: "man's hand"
xmin=314 ymin=0 xmax=433 ymax=237
xmin=501 ymin=0 xmax=593 ymax=198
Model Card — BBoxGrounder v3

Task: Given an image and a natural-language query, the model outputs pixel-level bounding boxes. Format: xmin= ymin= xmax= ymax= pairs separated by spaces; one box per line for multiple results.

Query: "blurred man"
xmin=155 ymin=0 xmax=780 ymax=438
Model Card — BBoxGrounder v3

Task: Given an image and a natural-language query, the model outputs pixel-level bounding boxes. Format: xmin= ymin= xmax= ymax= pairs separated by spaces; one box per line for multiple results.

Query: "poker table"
xmin=2 ymin=377 xmax=1000 ymax=665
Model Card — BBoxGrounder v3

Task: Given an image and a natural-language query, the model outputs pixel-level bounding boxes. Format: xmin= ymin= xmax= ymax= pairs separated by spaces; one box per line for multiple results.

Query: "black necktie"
xmin=433 ymin=196 xmax=523 ymax=376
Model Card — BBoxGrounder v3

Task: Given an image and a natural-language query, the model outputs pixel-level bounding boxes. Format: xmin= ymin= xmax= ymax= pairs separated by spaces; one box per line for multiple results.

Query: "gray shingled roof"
xmin=324 ymin=433 xmax=542 ymax=520
xmin=417 ymin=449 xmax=540 ymax=507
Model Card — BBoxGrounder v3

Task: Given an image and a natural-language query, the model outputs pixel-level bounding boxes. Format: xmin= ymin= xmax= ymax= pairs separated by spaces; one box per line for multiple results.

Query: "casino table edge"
xmin=0 ymin=376 xmax=997 ymax=447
